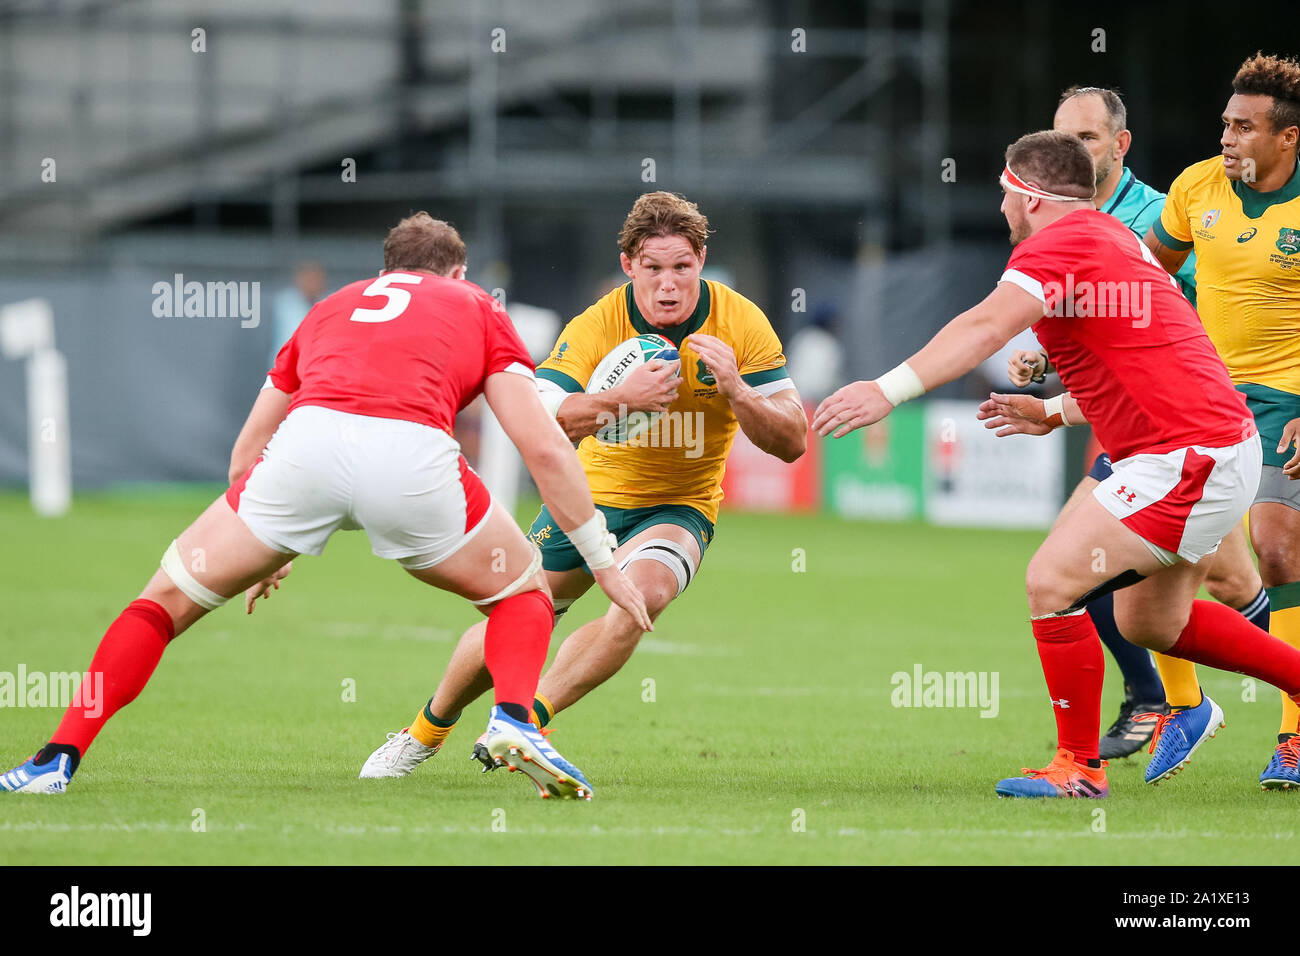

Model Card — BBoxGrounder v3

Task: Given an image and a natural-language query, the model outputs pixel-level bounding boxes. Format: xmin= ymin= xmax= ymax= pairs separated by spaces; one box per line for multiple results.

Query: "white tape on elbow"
xmin=160 ymin=540 xmax=228 ymax=610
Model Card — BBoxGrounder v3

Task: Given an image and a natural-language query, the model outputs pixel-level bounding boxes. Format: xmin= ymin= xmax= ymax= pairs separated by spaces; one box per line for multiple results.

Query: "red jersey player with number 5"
xmin=814 ymin=131 xmax=1300 ymax=798
xmin=0 ymin=213 xmax=650 ymax=801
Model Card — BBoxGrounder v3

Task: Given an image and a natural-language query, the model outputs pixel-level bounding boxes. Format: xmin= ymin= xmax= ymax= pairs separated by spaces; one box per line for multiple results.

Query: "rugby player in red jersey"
xmin=0 ymin=212 xmax=650 ymax=800
xmin=814 ymin=131 xmax=1300 ymax=798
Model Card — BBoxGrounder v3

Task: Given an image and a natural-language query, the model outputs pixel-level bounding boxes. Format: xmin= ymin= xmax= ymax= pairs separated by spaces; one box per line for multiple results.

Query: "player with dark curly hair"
xmin=1139 ymin=52 xmax=1300 ymax=789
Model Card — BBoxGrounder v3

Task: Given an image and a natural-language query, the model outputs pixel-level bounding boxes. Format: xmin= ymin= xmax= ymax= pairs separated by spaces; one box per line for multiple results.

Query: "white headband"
xmin=999 ymin=164 xmax=1096 ymax=203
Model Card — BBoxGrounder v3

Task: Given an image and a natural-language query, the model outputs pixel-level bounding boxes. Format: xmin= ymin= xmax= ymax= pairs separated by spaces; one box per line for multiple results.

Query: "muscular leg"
xmin=1054 ymin=476 xmax=1165 ymax=707
xmin=1205 ymin=521 xmax=1264 ymax=608
xmin=404 ymin=505 xmax=556 ymax=718
xmin=44 ymin=496 xmax=294 ymax=767
xmin=426 ymin=567 xmax=592 ymax=720
xmin=423 ymin=522 xmax=699 ymax=720
xmin=1025 ymin=493 xmax=1300 ymax=759
xmin=537 ymin=525 xmax=696 ymax=714
xmin=1250 ymin=501 xmax=1300 ymax=737
xmin=1156 ymin=521 xmax=1264 ymax=708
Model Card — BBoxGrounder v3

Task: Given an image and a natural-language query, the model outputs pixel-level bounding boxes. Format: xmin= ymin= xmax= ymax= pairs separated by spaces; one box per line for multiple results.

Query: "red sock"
xmin=50 ymin=599 xmax=175 ymax=755
xmin=483 ymin=589 xmax=553 ymax=712
xmin=1032 ymin=612 xmax=1105 ymax=761
xmin=1165 ymin=600 xmax=1300 ymax=717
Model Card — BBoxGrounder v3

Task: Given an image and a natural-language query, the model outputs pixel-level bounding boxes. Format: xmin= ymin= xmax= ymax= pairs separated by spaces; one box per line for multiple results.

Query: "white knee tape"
xmin=619 ymin=538 xmax=696 ymax=597
xmin=471 ymin=544 xmax=544 ymax=606
xmin=160 ymin=540 xmax=228 ymax=611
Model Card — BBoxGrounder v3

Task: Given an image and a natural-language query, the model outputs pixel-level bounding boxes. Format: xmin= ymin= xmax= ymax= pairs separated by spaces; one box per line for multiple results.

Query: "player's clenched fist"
xmin=813 ymin=380 xmax=893 ymax=437
xmin=614 ymin=358 xmax=682 ymax=413
xmin=1007 ymin=349 xmax=1048 ymax=388
xmin=686 ymin=333 xmax=740 ymax=398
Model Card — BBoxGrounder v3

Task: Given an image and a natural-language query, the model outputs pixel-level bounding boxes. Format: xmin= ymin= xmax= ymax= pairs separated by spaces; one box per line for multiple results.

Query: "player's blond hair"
xmin=383 ymin=212 xmax=467 ymax=275
xmin=1233 ymin=52 xmax=1300 ymax=135
xmin=618 ymin=192 xmax=712 ymax=259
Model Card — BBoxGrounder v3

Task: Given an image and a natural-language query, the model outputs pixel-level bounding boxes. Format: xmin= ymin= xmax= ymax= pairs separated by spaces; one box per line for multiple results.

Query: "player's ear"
xmin=620 ymin=252 xmax=634 ymax=278
xmin=1115 ymin=129 xmax=1132 ymax=160
xmin=449 ymin=264 xmax=468 ymax=281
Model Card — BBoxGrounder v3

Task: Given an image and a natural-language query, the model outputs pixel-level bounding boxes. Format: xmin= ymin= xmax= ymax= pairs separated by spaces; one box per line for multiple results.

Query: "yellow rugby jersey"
xmin=1155 ymin=155 xmax=1300 ymax=393
xmin=536 ymin=279 xmax=793 ymax=523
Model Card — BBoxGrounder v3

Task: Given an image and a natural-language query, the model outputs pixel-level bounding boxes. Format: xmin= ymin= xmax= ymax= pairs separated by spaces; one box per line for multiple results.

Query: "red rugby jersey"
xmin=1000 ymin=210 xmax=1252 ymax=461
xmin=269 ymin=271 xmax=534 ymax=434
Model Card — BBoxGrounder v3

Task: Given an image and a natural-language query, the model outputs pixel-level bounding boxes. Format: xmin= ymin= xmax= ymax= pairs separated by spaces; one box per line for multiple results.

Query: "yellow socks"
xmin=1153 ymin=653 xmax=1201 ymax=710
xmin=531 ymin=693 xmax=556 ymax=729
xmin=1266 ymin=595 xmax=1300 ymax=735
xmin=409 ymin=702 xmax=458 ymax=748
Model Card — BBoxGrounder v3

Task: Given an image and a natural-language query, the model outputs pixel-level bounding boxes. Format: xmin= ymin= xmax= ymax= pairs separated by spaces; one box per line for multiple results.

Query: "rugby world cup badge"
xmin=1200 ymin=208 xmax=1221 ymax=229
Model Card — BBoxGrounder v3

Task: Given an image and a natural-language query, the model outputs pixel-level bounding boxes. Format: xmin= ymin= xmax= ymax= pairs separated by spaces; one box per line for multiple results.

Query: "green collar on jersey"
xmin=1233 ymin=157 xmax=1300 ymax=219
xmin=625 ymin=279 xmax=711 ymax=347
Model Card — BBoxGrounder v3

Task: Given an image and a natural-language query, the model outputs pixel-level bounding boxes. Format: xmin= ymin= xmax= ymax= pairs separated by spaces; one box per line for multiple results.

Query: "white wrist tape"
xmin=537 ymin=379 xmax=570 ymax=419
xmin=875 ymin=362 xmax=926 ymax=407
xmin=1043 ymin=393 xmax=1073 ymax=426
xmin=568 ymin=510 xmax=617 ymax=570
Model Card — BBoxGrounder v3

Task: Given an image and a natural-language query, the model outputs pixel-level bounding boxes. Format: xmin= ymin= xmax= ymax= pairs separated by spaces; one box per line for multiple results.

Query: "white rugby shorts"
xmin=226 ymin=405 xmax=493 ymax=569
xmin=1093 ymin=431 xmax=1262 ymax=565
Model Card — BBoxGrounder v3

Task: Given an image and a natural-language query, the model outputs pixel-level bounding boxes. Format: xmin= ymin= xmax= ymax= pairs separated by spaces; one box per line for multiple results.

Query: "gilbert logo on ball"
xmin=587 ymin=334 xmax=680 ymax=444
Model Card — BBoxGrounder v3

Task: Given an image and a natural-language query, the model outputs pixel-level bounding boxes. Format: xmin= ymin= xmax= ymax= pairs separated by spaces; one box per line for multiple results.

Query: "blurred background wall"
xmin=0 ymin=0 xmax=1281 ymax=489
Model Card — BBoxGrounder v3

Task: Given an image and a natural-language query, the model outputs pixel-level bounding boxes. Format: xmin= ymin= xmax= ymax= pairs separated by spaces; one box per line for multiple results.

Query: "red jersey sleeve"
xmin=480 ymin=295 xmax=535 ymax=378
xmin=268 ymin=328 xmax=302 ymax=393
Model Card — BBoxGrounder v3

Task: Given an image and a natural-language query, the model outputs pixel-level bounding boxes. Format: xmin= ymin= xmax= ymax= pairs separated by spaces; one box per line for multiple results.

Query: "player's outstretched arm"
xmin=228 ymin=386 xmax=292 ymax=483
xmin=813 ymin=282 xmax=1043 ymax=438
xmin=551 ymin=360 xmax=682 ymax=442
xmin=485 ymin=371 xmax=652 ymax=632
xmin=1142 ymin=226 xmax=1192 ymax=277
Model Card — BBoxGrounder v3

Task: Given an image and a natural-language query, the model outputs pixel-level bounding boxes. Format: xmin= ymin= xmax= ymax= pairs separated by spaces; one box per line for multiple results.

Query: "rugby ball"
xmin=587 ymin=333 xmax=680 ymax=444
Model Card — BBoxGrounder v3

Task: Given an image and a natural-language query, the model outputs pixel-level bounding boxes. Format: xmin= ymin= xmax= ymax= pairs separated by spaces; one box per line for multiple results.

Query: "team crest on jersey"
xmin=1276 ymin=228 xmax=1300 ymax=256
xmin=696 ymin=358 xmax=716 ymax=386
xmin=1200 ymin=209 xmax=1221 ymax=229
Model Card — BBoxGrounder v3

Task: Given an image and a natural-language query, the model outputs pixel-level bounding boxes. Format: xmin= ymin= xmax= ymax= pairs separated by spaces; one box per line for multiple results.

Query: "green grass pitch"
xmin=0 ymin=488 xmax=1294 ymax=865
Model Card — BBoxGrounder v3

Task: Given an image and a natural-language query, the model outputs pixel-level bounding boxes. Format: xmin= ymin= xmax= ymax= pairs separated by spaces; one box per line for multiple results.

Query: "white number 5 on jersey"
xmin=349 ymin=272 xmax=424 ymax=323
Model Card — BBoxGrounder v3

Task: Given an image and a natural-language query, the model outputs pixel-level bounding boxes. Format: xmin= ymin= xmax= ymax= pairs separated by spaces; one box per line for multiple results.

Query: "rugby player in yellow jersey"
xmin=1139 ymin=52 xmax=1300 ymax=788
xmin=358 ymin=192 xmax=808 ymax=783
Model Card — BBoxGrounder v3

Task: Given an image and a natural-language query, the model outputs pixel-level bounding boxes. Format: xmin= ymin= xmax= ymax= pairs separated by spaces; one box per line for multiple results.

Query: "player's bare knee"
xmin=1255 ymin=542 xmax=1300 ymax=589
xmin=1024 ymin=561 xmax=1078 ymax=618
xmin=1204 ymin=568 xmax=1260 ymax=608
